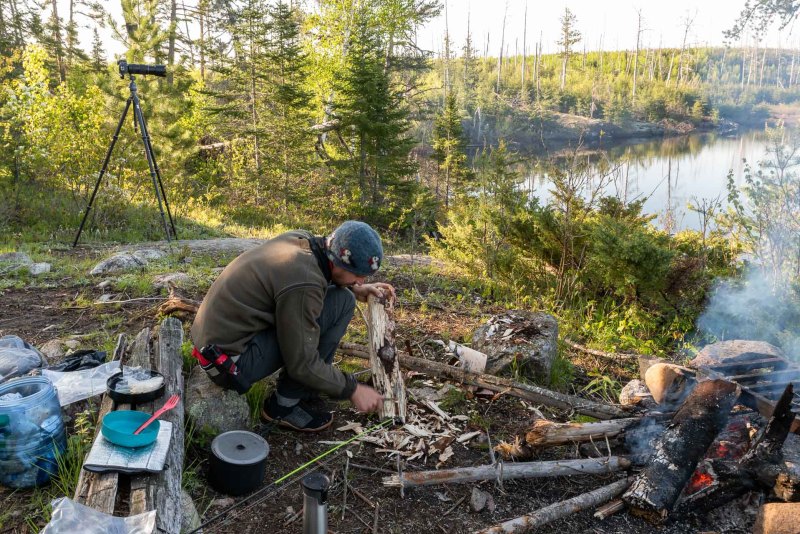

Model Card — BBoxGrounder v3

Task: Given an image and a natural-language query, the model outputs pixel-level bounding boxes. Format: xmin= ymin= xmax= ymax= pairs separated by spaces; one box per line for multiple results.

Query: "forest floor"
xmin=0 ymin=243 xmax=756 ymax=533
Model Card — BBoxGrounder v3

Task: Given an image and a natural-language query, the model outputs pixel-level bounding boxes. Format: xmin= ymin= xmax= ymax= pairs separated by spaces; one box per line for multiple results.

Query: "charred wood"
xmin=622 ymin=379 xmax=739 ymax=524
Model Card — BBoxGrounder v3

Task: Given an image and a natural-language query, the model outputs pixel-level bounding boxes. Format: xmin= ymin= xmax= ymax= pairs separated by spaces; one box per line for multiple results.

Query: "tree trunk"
xmin=365 ymin=296 xmax=406 ymax=421
xmin=622 ymin=379 xmax=739 ymax=524
xmin=49 ymin=0 xmax=66 ymax=82
xmin=167 ymin=0 xmax=177 ymax=86
xmin=496 ymin=4 xmax=506 ymax=93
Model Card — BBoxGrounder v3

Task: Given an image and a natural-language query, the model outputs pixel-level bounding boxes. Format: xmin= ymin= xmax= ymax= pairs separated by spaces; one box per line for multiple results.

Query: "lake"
xmin=525 ymin=130 xmax=773 ymax=231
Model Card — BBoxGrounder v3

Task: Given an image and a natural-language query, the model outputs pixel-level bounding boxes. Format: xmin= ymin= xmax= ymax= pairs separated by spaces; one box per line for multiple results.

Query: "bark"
xmin=475 ymin=478 xmax=632 ymax=534
xmin=339 ymin=342 xmax=630 ymax=420
xmin=622 ymin=379 xmax=739 ymax=524
xmin=384 ymin=457 xmax=630 ymax=489
xmin=365 ymin=296 xmax=406 ymax=421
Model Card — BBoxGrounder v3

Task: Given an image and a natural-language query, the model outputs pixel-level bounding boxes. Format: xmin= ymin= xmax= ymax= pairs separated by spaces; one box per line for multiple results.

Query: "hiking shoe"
xmin=261 ymin=395 xmax=333 ymax=432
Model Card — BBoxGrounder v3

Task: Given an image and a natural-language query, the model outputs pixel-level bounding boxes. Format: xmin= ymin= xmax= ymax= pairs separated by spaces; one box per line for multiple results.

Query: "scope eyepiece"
xmin=118 ymin=59 xmax=167 ymax=78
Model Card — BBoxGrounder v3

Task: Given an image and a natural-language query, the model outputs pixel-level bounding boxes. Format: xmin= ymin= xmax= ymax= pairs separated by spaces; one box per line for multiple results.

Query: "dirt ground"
xmin=0 ymin=248 xmax=757 ymax=534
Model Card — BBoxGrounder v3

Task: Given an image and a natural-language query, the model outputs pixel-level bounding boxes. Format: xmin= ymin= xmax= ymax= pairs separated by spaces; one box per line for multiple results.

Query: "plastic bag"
xmin=41 ymin=497 xmax=155 ymax=534
xmin=0 ymin=335 xmax=44 ymax=383
xmin=47 ymin=349 xmax=106 ymax=372
xmin=42 ymin=360 xmax=120 ymax=406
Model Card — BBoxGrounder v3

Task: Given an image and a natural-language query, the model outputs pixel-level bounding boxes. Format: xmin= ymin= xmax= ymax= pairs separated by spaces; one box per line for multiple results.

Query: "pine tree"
xmin=432 ymin=91 xmax=470 ymax=208
xmin=90 ymin=27 xmax=105 ymax=72
xmin=263 ymin=0 xmax=314 ymax=212
xmin=333 ymin=10 xmax=417 ymax=226
xmin=557 ymin=7 xmax=581 ymax=90
xmin=461 ymin=18 xmax=478 ymax=115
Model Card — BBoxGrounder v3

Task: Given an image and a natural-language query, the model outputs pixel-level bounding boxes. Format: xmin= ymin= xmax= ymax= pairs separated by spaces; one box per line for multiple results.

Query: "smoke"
xmin=696 ymin=268 xmax=800 ymax=358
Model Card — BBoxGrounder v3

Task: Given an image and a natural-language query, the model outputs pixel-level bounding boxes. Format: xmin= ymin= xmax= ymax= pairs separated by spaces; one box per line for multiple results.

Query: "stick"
xmin=594 ymin=498 xmax=625 ymax=520
xmin=563 ymin=338 xmax=640 ymax=361
xmin=442 ymin=494 xmax=468 ymax=517
xmin=339 ymin=342 xmax=630 ymax=420
xmin=475 ymin=477 xmax=632 ymax=534
xmin=383 ymin=457 xmax=631 ymax=489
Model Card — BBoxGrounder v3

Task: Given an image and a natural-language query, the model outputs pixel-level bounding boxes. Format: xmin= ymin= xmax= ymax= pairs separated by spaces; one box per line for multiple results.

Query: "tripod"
xmin=73 ymin=74 xmax=177 ymax=247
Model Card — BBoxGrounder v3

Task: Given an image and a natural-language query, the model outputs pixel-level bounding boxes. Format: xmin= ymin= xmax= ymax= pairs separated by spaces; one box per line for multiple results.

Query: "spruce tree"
xmin=432 ymin=91 xmax=470 ymax=208
xmin=557 ymin=7 xmax=581 ymax=90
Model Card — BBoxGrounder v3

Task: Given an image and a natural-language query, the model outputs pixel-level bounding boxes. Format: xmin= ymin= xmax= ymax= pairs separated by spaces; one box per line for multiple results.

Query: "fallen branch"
xmin=475 ymin=477 xmax=633 ymax=534
xmin=339 ymin=342 xmax=630 ymax=420
xmin=383 ymin=457 xmax=630 ymax=489
xmin=523 ymin=417 xmax=645 ymax=447
xmin=563 ymin=338 xmax=640 ymax=361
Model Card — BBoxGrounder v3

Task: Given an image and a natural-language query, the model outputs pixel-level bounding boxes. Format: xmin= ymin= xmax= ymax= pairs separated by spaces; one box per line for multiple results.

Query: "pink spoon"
xmin=133 ymin=394 xmax=180 ymax=435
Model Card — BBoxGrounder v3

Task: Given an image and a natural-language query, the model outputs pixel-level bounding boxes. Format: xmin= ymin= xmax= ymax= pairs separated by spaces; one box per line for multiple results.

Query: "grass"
xmin=244 ymin=379 xmax=272 ymax=426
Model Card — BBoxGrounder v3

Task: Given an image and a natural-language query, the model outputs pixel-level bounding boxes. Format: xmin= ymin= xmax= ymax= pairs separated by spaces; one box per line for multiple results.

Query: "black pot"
xmin=209 ymin=431 xmax=269 ymax=496
xmin=107 ymin=370 xmax=165 ymax=404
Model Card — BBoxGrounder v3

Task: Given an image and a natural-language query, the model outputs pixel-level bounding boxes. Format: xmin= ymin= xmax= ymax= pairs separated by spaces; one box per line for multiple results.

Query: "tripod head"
xmin=118 ymin=59 xmax=167 ymax=79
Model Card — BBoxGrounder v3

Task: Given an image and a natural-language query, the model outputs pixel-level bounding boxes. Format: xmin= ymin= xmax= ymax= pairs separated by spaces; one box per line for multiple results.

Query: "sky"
xmin=83 ymin=0 xmax=793 ymax=62
xmin=418 ymin=0 xmax=792 ymax=56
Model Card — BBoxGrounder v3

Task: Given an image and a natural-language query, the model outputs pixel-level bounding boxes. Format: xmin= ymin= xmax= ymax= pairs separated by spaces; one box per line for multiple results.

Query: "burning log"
xmin=365 ymin=296 xmax=406 ymax=421
xmin=475 ymin=477 xmax=633 ymax=534
xmin=622 ymin=379 xmax=739 ymax=524
xmin=383 ymin=457 xmax=631 ymax=490
xmin=338 ymin=342 xmax=630 ymax=420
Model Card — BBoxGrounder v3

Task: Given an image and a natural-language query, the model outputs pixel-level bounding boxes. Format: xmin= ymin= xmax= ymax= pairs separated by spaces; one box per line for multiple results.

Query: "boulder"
xmin=39 ymin=339 xmax=66 ymax=361
xmin=472 ymin=311 xmax=558 ymax=380
xmin=153 ymin=272 xmax=192 ymax=289
xmin=185 ymin=365 xmax=251 ymax=434
xmin=0 ymin=252 xmax=32 ymax=266
xmin=690 ymin=340 xmax=785 ymax=369
xmin=89 ymin=248 xmax=167 ymax=275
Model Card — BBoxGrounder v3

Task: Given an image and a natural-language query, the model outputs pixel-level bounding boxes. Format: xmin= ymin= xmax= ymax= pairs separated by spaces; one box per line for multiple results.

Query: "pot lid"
xmin=211 ymin=431 xmax=269 ymax=465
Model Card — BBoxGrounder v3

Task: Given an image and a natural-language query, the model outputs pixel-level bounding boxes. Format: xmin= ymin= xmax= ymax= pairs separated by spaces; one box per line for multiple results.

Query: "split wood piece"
xmin=563 ymin=338 xmax=640 ymax=361
xmin=594 ymin=498 xmax=625 ymax=520
xmin=474 ymin=477 xmax=633 ymax=534
xmin=365 ymin=296 xmax=406 ymax=421
xmin=383 ymin=457 xmax=631 ymax=489
xmin=73 ymin=334 xmax=127 ymax=513
xmin=339 ymin=342 xmax=630 ymax=420
xmin=525 ymin=417 xmax=647 ymax=446
xmin=622 ymin=379 xmax=739 ymax=524
xmin=129 ymin=317 xmax=185 ymax=534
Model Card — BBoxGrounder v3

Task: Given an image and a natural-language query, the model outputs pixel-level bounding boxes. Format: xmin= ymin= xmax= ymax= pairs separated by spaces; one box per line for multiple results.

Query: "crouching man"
xmin=190 ymin=220 xmax=393 ymax=432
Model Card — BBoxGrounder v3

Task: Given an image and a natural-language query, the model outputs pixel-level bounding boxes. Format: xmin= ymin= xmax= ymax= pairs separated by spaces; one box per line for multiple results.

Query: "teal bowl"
xmin=101 ymin=410 xmax=160 ymax=448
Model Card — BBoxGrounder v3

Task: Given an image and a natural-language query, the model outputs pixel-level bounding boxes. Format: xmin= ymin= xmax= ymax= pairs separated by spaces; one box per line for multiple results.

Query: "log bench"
xmin=73 ymin=317 xmax=185 ymax=533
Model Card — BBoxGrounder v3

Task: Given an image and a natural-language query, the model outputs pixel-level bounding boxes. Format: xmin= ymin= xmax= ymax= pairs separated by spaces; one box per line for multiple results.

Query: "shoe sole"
xmin=260 ymin=408 xmax=333 ymax=433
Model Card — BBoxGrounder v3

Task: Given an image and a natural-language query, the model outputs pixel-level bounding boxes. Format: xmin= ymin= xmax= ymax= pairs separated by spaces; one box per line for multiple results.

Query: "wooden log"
xmin=622 ymin=379 xmax=739 ymax=524
xmin=524 ymin=417 xmax=645 ymax=447
xmin=563 ymin=338 xmax=640 ymax=361
xmin=73 ymin=334 xmax=126 ymax=513
xmin=474 ymin=477 xmax=633 ymax=534
xmin=365 ymin=296 xmax=406 ymax=421
xmin=339 ymin=342 xmax=630 ymax=420
xmin=128 ymin=318 xmax=185 ymax=533
xmin=383 ymin=457 xmax=631 ymax=489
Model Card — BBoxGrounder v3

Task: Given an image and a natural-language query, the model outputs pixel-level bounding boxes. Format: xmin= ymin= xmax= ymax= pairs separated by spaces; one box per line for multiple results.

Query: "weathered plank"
xmin=73 ymin=334 xmax=126 ymax=513
xmin=366 ymin=295 xmax=406 ymax=421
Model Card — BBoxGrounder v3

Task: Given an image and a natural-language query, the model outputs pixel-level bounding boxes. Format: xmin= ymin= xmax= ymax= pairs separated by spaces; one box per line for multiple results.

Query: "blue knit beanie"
xmin=326 ymin=221 xmax=383 ymax=276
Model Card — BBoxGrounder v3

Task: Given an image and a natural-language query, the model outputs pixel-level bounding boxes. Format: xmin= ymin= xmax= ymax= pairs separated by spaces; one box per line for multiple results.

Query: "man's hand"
xmin=350 ymin=383 xmax=384 ymax=413
xmin=351 ymin=282 xmax=396 ymax=303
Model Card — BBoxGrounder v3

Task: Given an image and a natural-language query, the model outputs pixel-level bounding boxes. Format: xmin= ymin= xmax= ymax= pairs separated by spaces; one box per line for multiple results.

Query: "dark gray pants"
xmin=233 ymin=285 xmax=355 ymax=401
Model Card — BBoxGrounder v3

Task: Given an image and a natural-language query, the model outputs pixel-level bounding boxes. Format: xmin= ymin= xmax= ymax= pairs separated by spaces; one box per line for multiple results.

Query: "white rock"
xmin=28 ymin=262 xmax=50 ymax=275
xmin=132 ymin=248 xmax=166 ymax=262
xmin=39 ymin=339 xmax=66 ymax=361
xmin=153 ymin=272 xmax=192 ymax=289
xmin=90 ymin=252 xmax=145 ymax=275
xmin=97 ymin=280 xmax=113 ymax=290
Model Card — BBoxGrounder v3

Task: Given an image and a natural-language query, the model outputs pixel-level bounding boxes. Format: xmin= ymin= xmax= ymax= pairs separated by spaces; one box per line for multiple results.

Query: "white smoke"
xmin=696 ymin=267 xmax=800 ymax=358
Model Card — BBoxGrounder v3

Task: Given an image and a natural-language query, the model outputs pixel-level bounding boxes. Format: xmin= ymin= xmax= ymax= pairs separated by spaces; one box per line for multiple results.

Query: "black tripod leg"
xmin=73 ymin=98 xmax=133 ymax=247
xmin=138 ymin=108 xmax=177 ymax=239
xmin=132 ymin=94 xmax=172 ymax=243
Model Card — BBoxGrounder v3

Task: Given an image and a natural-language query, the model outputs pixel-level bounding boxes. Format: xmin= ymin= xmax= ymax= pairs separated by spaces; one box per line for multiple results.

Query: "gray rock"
xmin=0 ymin=252 xmax=32 ymax=265
xmin=132 ymin=248 xmax=166 ymax=262
xmin=211 ymin=497 xmax=235 ymax=508
xmin=90 ymin=252 xmax=146 ymax=275
xmin=180 ymin=489 xmax=201 ymax=533
xmin=28 ymin=262 xmax=50 ymax=275
xmin=39 ymin=339 xmax=66 ymax=361
xmin=153 ymin=272 xmax=192 ymax=289
xmin=469 ymin=487 xmax=494 ymax=513
xmin=619 ymin=379 xmax=656 ymax=409
xmin=96 ymin=280 xmax=113 ymax=290
xmin=97 ymin=294 xmax=115 ymax=303
xmin=690 ymin=340 xmax=785 ymax=369
xmin=185 ymin=365 xmax=251 ymax=434
xmin=472 ymin=311 xmax=559 ymax=380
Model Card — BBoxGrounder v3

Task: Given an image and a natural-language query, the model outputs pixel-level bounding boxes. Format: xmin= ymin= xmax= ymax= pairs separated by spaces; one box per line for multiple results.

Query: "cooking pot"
xmin=209 ymin=431 xmax=269 ymax=495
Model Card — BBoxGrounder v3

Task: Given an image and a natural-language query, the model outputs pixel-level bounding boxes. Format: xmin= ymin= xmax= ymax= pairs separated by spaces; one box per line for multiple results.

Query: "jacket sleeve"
xmin=274 ymin=285 xmax=357 ymax=399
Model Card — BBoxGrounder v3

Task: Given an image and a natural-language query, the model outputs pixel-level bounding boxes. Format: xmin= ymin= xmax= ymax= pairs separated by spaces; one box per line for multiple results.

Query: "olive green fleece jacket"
xmin=190 ymin=230 xmax=356 ymax=399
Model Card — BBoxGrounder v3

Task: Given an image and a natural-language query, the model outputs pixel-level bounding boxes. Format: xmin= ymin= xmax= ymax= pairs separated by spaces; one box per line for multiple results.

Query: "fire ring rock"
xmin=471 ymin=311 xmax=558 ymax=380
xmin=689 ymin=340 xmax=785 ymax=369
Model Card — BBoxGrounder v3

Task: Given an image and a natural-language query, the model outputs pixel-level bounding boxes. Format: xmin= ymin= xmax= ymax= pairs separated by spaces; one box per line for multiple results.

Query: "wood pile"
xmin=342 ymin=322 xmax=800 ymax=533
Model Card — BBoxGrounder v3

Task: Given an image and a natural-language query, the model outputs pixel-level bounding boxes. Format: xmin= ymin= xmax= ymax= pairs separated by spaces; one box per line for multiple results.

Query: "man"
xmin=191 ymin=220 xmax=393 ymax=432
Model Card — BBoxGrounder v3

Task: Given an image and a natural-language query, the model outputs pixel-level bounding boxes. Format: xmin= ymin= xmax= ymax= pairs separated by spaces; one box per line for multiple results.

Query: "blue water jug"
xmin=0 ymin=376 xmax=66 ymax=488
